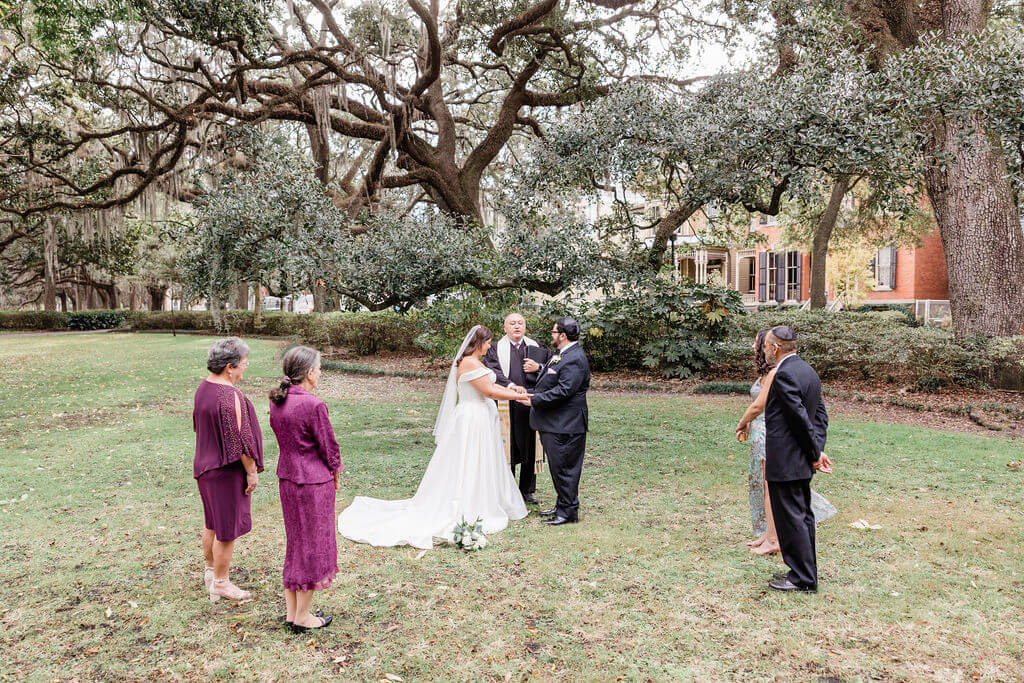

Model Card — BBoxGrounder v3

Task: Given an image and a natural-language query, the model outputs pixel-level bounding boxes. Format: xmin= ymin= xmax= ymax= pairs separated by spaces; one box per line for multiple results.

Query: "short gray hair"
xmin=207 ymin=337 xmax=250 ymax=374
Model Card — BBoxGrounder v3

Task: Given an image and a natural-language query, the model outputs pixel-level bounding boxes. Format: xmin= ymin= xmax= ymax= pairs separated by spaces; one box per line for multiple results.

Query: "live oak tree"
xmin=801 ymin=0 xmax=1024 ymax=335
xmin=532 ymin=44 xmax=924 ymax=292
xmin=179 ymin=129 xmax=609 ymax=314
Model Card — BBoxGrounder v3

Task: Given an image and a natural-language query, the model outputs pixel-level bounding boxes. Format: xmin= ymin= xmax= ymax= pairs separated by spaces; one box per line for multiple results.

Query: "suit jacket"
xmin=764 ymin=354 xmax=828 ymax=482
xmin=529 ymin=343 xmax=590 ymax=434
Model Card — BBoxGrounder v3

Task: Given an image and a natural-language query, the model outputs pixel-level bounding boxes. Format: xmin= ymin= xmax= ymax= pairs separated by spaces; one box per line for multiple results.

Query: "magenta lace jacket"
xmin=269 ymin=386 xmax=343 ymax=484
xmin=192 ymin=380 xmax=265 ymax=479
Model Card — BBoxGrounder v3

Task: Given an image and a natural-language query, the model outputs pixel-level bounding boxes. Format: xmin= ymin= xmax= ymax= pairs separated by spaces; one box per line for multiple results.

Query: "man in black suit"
xmin=482 ymin=313 xmax=552 ymax=504
xmin=761 ymin=325 xmax=833 ymax=592
xmin=520 ymin=317 xmax=590 ymax=526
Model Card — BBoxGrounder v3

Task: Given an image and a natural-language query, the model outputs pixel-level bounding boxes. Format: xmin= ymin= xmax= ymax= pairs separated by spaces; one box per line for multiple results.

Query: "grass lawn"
xmin=1 ymin=333 xmax=1022 ymax=680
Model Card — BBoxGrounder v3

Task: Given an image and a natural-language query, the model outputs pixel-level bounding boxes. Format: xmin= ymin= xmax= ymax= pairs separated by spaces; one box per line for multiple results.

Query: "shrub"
xmin=412 ymin=287 xmax=542 ymax=359
xmin=692 ymin=381 xmax=751 ymax=395
xmin=67 ymin=310 xmax=127 ymax=330
xmin=308 ymin=312 xmax=418 ymax=355
xmin=0 ymin=310 xmax=70 ymax=330
xmin=576 ymin=278 xmax=745 ymax=378
xmin=718 ymin=309 xmax=994 ymax=387
xmin=988 ymin=336 xmax=1024 ymax=390
xmin=124 ymin=309 xmax=416 ymax=355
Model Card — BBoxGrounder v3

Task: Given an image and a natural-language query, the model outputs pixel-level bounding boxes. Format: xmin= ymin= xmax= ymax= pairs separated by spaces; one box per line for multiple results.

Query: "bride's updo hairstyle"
xmin=269 ymin=345 xmax=321 ymax=405
xmin=457 ymin=326 xmax=493 ymax=365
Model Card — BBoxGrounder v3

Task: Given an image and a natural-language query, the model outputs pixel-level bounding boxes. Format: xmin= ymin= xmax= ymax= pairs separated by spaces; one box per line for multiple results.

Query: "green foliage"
xmin=720 ymin=310 xmax=994 ymax=388
xmin=0 ymin=310 xmax=70 ymax=330
xmin=66 ymin=310 xmax=126 ymax=330
xmin=573 ymin=277 xmax=746 ymax=378
xmin=124 ymin=310 xmax=417 ymax=355
xmin=303 ymin=312 xmax=419 ymax=356
xmin=178 ymin=129 xmax=340 ymax=310
xmin=691 ymin=381 xmax=751 ymax=395
xmin=411 ymin=287 xmax=539 ymax=359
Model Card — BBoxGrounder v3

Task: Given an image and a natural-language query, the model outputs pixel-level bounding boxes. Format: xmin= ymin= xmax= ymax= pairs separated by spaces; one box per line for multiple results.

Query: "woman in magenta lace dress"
xmin=193 ymin=337 xmax=264 ymax=602
xmin=269 ymin=346 xmax=344 ymax=633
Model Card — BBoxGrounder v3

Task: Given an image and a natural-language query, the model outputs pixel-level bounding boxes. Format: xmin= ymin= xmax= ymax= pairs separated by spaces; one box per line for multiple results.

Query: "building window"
xmin=758 ymin=250 xmax=802 ymax=302
xmin=872 ymin=246 xmax=898 ymax=290
xmin=739 ymin=257 xmax=755 ymax=293
xmin=787 ymin=251 xmax=800 ymax=300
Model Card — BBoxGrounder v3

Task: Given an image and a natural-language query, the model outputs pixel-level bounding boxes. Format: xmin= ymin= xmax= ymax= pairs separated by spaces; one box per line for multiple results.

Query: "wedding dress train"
xmin=338 ymin=366 xmax=528 ymax=549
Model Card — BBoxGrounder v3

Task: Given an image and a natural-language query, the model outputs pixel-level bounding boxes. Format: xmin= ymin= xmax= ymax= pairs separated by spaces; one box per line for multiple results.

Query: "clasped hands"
xmin=734 ymin=421 xmax=833 ymax=474
xmin=508 ymin=382 xmax=533 ymax=406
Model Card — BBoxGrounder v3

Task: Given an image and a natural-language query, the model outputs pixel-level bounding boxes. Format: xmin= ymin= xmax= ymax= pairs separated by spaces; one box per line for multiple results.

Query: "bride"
xmin=338 ymin=325 xmax=529 ymax=549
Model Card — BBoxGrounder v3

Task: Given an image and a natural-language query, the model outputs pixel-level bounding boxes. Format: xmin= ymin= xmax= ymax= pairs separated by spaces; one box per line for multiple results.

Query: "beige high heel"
xmin=209 ymin=578 xmax=252 ymax=602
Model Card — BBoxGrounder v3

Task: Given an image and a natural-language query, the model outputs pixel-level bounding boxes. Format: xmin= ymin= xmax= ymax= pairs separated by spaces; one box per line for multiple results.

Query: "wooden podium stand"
xmin=497 ymin=401 xmax=544 ymax=473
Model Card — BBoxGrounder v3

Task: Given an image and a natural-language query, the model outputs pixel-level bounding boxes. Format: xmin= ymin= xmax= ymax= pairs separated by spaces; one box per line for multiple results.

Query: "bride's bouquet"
xmin=452 ymin=518 xmax=489 ymax=551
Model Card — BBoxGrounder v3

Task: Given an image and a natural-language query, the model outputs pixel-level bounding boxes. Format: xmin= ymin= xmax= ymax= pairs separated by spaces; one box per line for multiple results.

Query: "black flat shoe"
xmin=768 ymin=579 xmax=816 ymax=593
xmin=290 ymin=613 xmax=333 ymax=633
xmin=543 ymin=516 xmax=577 ymax=526
xmin=523 ymin=494 xmax=539 ymax=505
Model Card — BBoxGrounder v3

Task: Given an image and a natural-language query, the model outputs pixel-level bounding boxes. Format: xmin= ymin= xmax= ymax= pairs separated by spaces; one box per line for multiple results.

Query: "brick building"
xmin=744 ymin=215 xmax=949 ymax=310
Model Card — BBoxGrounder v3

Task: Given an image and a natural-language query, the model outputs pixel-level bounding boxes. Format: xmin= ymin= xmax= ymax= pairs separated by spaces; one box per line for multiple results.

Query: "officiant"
xmin=483 ymin=313 xmax=552 ymax=504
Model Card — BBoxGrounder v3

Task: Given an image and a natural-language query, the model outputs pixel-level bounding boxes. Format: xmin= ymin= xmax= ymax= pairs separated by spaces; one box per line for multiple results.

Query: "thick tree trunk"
xmin=920 ymin=0 xmax=1024 ymax=336
xmin=129 ymin=286 xmax=137 ymax=311
xmin=923 ymin=118 xmax=1024 ymax=336
xmin=253 ymin=281 xmax=263 ymax=326
xmin=147 ymin=285 xmax=168 ymax=311
xmin=42 ymin=219 xmax=57 ymax=311
xmin=234 ymin=281 xmax=249 ymax=310
xmin=809 ymin=178 xmax=852 ymax=309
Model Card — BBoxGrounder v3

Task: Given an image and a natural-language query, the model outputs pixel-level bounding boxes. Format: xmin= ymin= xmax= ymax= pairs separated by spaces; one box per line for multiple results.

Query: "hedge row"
xmin=3 ymin=307 xmax=1021 ymax=389
xmin=0 ymin=309 xmax=417 ymax=356
xmin=125 ymin=310 xmax=418 ymax=355
xmin=714 ymin=310 xmax=1024 ymax=389
xmin=0 ymin=309 xmax=127 ymax=331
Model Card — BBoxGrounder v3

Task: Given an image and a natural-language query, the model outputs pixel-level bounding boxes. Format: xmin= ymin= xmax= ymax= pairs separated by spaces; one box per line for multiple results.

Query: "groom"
xmin=482 ymin=312 xmax=551 ymax=504
xmin=762 ymin=325 xmax=833 ymax=593
xmin=519 ymin=317 xmax=590 ymax=526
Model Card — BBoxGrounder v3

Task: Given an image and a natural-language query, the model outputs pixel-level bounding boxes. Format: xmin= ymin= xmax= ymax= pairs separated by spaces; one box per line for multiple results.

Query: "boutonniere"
xmin=551 ymin=354 xmax=562 ymax=365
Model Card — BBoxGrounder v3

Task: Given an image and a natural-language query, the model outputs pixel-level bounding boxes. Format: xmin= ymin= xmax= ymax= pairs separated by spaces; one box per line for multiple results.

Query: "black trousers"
xmin=509 ymin=407 xmax=536 ymax=495
xmin=767 ymin=478 xmax=817 ymax=588
xmin=539 ymin=431 xmax=586 ymax=520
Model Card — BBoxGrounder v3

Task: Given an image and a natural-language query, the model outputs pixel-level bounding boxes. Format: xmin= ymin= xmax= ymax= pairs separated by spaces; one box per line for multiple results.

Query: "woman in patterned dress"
xmin=737 ymin=329 xmax=836 ymax=555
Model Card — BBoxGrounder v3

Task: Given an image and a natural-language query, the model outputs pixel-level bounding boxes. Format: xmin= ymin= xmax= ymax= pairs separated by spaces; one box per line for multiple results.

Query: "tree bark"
xmin=253 ymin=281 xmax=264 ymax=326
xmin=854 ymin=0 xmax=1024 ymax=335
xmin=147 ymin=285 xmax=168 ymax=311
xmin=809 ymin=178 xmax=852 ymax=309
xmin=234 ymin=281 xmax=249 ymax=310
xmin=42 ymin=219 xmax=57 ymax=311
xmin=923 ymin=117 xmax=1024 ymax=335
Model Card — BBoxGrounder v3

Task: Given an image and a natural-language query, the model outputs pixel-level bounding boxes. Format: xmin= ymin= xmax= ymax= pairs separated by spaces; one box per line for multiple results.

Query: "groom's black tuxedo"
xmin=530 ymin=343 xmax=590 ymax=521
xmin=764 ymin=353 xmax=828 ymax=589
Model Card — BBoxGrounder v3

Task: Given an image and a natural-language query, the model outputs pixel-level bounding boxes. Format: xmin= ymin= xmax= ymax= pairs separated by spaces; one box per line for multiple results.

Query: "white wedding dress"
xmin=338 ymin=365 xmax=528 ymax=549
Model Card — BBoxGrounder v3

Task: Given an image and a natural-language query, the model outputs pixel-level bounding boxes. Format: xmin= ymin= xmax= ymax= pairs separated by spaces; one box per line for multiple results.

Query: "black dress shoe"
xmin=543 ymin=516 xmax=577 ymax=526
xmin=772 ymin=572 xmax=789 ymax=582
xmin=290 ymin=613 xmax=333 ymax=633
xmin=523 ymin=494 xmax=539 ymax=505
xmin=539 ymin=507 xmax=558 ymax=517
xmin=768 ymin=579 xmax=816 ymax=593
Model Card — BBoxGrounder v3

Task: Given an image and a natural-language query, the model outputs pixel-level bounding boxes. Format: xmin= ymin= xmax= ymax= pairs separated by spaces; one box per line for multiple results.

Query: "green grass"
xmin=0 ymin=334 xmax=1022 ymax=680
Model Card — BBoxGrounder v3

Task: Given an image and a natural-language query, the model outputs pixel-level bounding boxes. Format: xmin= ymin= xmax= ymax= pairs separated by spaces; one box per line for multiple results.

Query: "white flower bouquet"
xmin=452 ymin=517 xmax=488 ymax=551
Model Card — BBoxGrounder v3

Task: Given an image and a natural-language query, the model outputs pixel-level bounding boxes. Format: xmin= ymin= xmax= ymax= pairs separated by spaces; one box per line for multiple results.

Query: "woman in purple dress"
xmin=269 ymin=346 xmax=343 ymax=633
xmin=193 ymin=337 xmax=264 ymax=602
